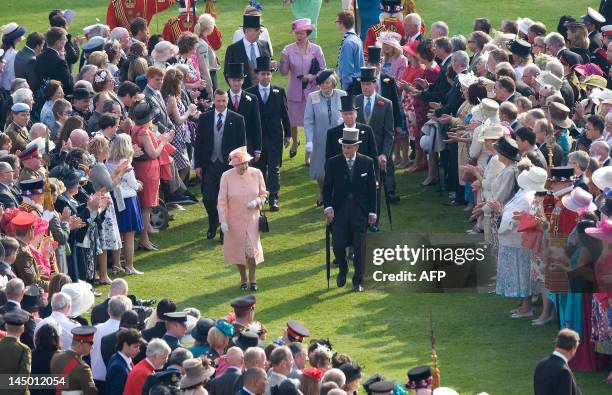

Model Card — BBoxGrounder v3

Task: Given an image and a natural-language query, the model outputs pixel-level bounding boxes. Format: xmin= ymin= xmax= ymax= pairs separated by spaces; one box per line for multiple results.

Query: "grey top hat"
xmin=338 ymin=127 xmax=362 ymax=145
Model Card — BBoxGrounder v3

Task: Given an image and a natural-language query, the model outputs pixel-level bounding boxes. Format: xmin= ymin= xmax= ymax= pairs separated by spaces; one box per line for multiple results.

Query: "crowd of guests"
xmin=0 ymin=0 xmax=611 ymax=393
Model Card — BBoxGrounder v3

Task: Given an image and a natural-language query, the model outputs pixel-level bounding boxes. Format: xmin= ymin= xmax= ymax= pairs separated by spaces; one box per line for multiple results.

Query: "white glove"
xmin=220 ymin=222 xmax=229 ymax=233
xmin=247 ymin=198 xmax=259 ymax=209
xmin=305 ymin=141 xmax=313 ymax=153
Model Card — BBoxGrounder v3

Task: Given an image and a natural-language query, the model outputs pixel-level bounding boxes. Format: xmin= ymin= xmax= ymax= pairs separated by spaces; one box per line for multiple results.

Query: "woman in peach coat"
xmin=218 ymin=146 xmax=268 ymax=291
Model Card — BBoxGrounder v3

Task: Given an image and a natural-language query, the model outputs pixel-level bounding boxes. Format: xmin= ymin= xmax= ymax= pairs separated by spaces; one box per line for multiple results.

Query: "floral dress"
xmin=592 ymin=251 xmax=612 ymax=355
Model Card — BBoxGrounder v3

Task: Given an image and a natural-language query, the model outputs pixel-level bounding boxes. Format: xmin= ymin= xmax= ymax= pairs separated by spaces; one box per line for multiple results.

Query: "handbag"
xmin=461 ymin=158 xmax=478 ymax=183
xmin=258 ymin=210 xmax=269 ymax=233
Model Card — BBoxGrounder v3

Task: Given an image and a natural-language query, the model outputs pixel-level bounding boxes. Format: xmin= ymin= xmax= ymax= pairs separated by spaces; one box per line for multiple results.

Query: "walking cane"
xmin=325 ymin=222 xmax=331 ymax=289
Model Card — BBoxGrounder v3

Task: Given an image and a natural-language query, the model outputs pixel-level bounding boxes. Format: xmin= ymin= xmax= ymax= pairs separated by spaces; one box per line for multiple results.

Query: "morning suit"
xmin=224 ymin=39 xmax=272 ymax=89
xmin=325 ymin=123 xmax=378 ymax=165
xmin=34 ymin=47 xmax=74 ymax=95
xmin=228 ymin=90 xmax=262 ymax=156
xmin=420 ymin=55 xmax=452 ymax=104
xmin=534 ymin=353 xmax=581 ymax=395
xmin=245 ymin=84 xmax=291 ymax=199
xmin=194 ymin=109 xmax=246 ymax=231
xmin=323 ymin=153 xmax=377 ymax=287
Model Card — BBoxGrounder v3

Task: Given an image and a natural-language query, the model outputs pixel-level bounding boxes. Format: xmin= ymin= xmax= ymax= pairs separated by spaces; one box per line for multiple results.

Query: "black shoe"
xmin=387 ymin=194 xmax=400 ymax=204
xmin=316 ymin=200 xmax=323 ymax=207
xmin=220 ymin=231 xmax=224 ymax=244
xmin=206 ymin=228 xmax=217 ymax=239
xmin=289 ymin=149 xmax=297 ymax=158
xmin=240 ymin=283 xmax=248 ymax=291
xmin=336 ymin=273 xmax=346 ymax=287
xmin=368 ymin=224 xmax=379 ymax=233
xmin=250 ymin=283 xmax=258 ymax=291
xmin=353 ymin=284 xmax=364 ymax=292
xmin=270 ymin=200 xmax=279 ymax=212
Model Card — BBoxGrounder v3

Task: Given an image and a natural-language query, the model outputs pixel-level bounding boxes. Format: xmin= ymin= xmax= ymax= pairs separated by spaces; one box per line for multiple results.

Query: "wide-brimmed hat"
xmin=477 ymin=124 xmax=505 ymax=142
xmin=516 ymin=17 xmax=535 ymax=35
xmin=548 ymin=102 xmax=572 ymax=128
xmin=586 ymin=219 xmax=612 ymax=243
xmin=590 ymin=88 xmax=612 ymax=105
xmin=316 ymin=69 xmax=335 ymax=85
xmin=291 ymin=18 xmax=315 ymax=33
xmin=2 ymin=23 xmax=26 ymax=43
xmin=401 ymin=41 xmax=418 ymax=58
xmin=225 ymin=63 xmax=246 ymax=79
xmin=471 ymin=98 xmax=499 ymax=122
xmin=582 ymin=76 xmax=608 ymax=92
xmin=179 ymin=358 xmax=215 ymax=390
xmin=377 ymin=31 xmax=402 ymax=50
xmin=50 ymin=164 xmax=84 ymax=189
xmin=562 ymin=187 xmax=597 ymax=213
xmin=517 ymin=167 xmax=548 ymax=192
xmin=458 ymin=72 xmax=478 ymax=89
xmin=592 ymin=166 xmax=612 ymax=191
xmin=229 ymin=146 xmax=253 ymax=166
xmin=507 ymin=38 xmax=531 ymax=57
xmin=574 ymin=63 xmax=605 ymax=79
xmin=132 ymin=100 xmax=155 ymax=125
xmin=242 ymin=14 xmax=263 ymax=29
xmin=254 ymin=56 xmax=272 ymax=72
xmin=62 ymin=281 xmax=94 ymax=318
xmin=368 ymin=46 xmax=382 ymax=64
xmin=536 ymin=71 xmax=563 ymax=91
xmin=27 ymin=137 xmax=56 ymax=155
xmin=152 ymin=41 xmax=179 ymax=63
xmin=339 ymin=95 xmax=359 ymax=112
xmin=82 ymin=36 xmax=106 ymax=52
xmin=338 ymin=127 xmax=362 ymax=145
xmin=494 ymin=136 xmax=521 ymax=162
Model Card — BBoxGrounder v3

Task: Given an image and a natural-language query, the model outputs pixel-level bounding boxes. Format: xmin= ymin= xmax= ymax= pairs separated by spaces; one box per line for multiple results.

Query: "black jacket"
xmin=141 ymin=321 xmax=167 ymax=342
xmin=31 ymin=349 xmax=57 ymax=395
xmin=0 ymin=301 xmax=36 ymax=349
xmin=534 ymin=354 xmax=581 ymax=395
xmin=227 ymin=90 xmax=262 ymax=155
xmin=420 ymin=56 xmax=452 ymax=103
xmin=0 ymin=183 xmax=20 ymax=209
xmin=91 ymin=298 xmax=110 ymax=326
xmin=208 ymin=366 xmax=242 ymax=395
xmin=223 ymin=40 xmax=272 ymax=89
xmin=352 ymin=74 xmax=402 ymax=128
xmin=323 ymin=153 xmax=377 ymax=219
xmin=14 ymin=46 xmax=38 ymax=88
xmin=245 ymin=85 xmax=291 ymax=154
xmin=325 ymin=123 xmax=378 ymax=164
xmin=34 ymin=47 xmax=74 ymax=95
xmin=434 ymin=71 xmax=466 ymax=117
xmin=194 ymin=110 xmax=247 ymax=171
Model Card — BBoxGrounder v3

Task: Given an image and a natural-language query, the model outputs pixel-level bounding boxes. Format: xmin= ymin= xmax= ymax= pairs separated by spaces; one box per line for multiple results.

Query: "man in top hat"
xmin=5 ymin=102 xmax=31 ymax=154
xmin=163 ymin=0 xmax=200 ymax=44
xmin=282 ymin=320 xmax=310 ymax=343
xmin=106 ymin=0 xmax=174 ymax=30
xmin=11 ymin=211 xmax=49 ymax=291
xmin=406 ymin=366 xmax=432 ymax=394
xmin=226 ymin=63 xmax=262 ymax=161
xmin=224 ymin=14 xmax=272 ymax=90
xmin=246 ymin=56 xmax=291 ymax=212
xmin=17 ymin=146 xmax=44 ymax=182
xmin=162 ymin=311 xmax=188 ymax=351
xmin=0 ymin=308 xmax=31 ymax=395
xmin=582 ymin=7 xmax=607 ymax=52
xmin=194 ymin=89 xmax=246 ymax=241
xmin=325 ymin=95 xmax=378 ymax=165
xmin=231 ymin=295 xmax=256 ymax=333
xmin=336 ymin=10 xmax=365 ymax=93
xmin=50 ymin=326 xmax=98 ymax=395
xmin=323 ymin=128 xmax=377 ymax=292
xmin=364 ymin=1 xmax=406 ymax=57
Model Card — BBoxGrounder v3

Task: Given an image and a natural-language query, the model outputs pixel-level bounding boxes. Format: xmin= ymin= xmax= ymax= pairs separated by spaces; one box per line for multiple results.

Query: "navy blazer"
xmin=162 ymin=333 xmax=181 ymax=351
xmin=105 ymin=352 xmax=130 ymax=395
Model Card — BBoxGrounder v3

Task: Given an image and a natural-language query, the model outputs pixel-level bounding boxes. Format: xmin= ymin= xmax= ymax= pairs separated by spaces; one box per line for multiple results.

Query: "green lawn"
xmin=3 ymin=0 xmax=610 ymax=393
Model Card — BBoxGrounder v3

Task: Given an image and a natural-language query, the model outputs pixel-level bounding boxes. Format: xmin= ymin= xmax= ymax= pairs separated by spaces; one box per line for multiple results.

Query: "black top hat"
xmin=550 ymin=166 xmax=575 ymax=180
xmin=339 ymin=95 xmax=359 ymax=112
xmin=225 ymin=63 xmax=246 ymax=79
xmin=316 ymin=69 xmax=334 ymax=85
xmin=242 ymin=14 xmax=263 ymax=29
xmin=494 ymin=136 xmax=521 ymax=162
xmin=508 ymin=39 xmax=531 ymax=57
xmin=359 ymin=67 xmax=377 ymax=82
xmin=367 ymin=46 xmax=382 ymax=65
xmin=255 ymin=56 xmax=272 ymax=72
xmin=132 ymin=100 xmax=155 ymax=125
xmin=363 ymin=374 xmax=384 ymax=395
xmin=232 ymin=330 xmax=261 ymax=351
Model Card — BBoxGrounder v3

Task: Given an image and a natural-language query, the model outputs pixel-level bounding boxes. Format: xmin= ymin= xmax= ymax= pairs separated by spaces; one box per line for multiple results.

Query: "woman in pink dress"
xmin=130 ymin=101 xmax=175 ymax=251
xmin=279 ymin=18 xmax=326 ymax=163
xmin=399 ymin=40 xmax=425 ymax=170
xmin=218 ymin=146 xmax=268 ymax=291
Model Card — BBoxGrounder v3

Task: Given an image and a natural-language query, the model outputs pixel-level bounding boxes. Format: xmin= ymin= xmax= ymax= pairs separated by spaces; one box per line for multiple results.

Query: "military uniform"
xmin=0 ymin=310 xmax=32 ymax=395
xmin=163 ymin=12 xmax=198 ymax=44
xmin=50 ymin=326 xmax=98 ymax=395
xmin=13 ymin=239 xmax=48 ymax=290
xmin=5 ymin=122 xmax=30 ymax=154
xmin=364 ymin=18 xmax=405 ymax=59
xmin=17 ymin=167 xmax=45 ymax=183
xmin=106 ymin=0 xmax=175 ymax=29
xmin=229 ymin=295 xmax=256 ymax=334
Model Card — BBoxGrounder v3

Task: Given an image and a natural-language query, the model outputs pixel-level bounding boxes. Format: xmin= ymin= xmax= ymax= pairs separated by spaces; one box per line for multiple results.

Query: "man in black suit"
xmin=91 ymin=278 xmax=129 ymax=325
xmin=0 ymin=162 xmax=20 ymax=209
xmin=234 ymin=367 xmax=268 ymax=395
xmin=194 ymin=90 xmax=247 ymax=240
xmin=323 ymin=128 xmax=377 ymax=292
xmin=224 ymin=14 xmax=273 ymax=90
xmin=48 ymin=11 xmax=80 ymax=68
xmin=246 ymin=57 xmax=291 ymax=212
xmin=534 ymin=328 xmax=582 ymax=395
xmin=325 ymin=95 xmax=378 ymax=164
xmin=208 ymin=347 xmax=244 ymax=395
xmin=34 ymin=27 xmax=74 ymax=95
xmin=0 ymin=278 xmax=36 ymax=349
xmin=141 ymin=299 xmax=177 ymax=342
xmin=226 ymin=63 xmax=262 ymax=161
xmin=14 ymin=32 xmax=44 ymax=89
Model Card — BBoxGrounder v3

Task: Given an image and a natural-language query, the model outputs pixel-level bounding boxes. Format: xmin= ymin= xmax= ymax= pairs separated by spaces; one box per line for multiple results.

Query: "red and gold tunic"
xmin=364 ymin=18 xmax=405 ymax=58
xmin=106 ymin=0 xmax=175 ymax=29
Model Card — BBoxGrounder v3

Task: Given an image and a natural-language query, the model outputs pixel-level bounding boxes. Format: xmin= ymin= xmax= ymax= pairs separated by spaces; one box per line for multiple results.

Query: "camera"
xmin=128 ymin=295 xmax=156 ymax=330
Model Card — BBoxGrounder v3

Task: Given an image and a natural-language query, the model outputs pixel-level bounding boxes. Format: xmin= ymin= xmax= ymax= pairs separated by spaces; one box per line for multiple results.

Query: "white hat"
xmin=536 ymin=71 xmax=563 ymax=91
xmin=583 ymin=7 xmax=606 ymax=24
xmin=591 ymin=88 xmax=612 ymax=105
xmin=433 ymin=388 xmax=459 ymax=395
xmin=458 ymin=72 xmax=478 ymax=88
xmin=471 ymin=98 xmax=500 ymax=122
xmin=516 ymin=17 xmax=535 ymax=35
xmin=561 ymin=187 xmax=597 ymax=213
xmin=478 ymin=124 xmax=505 ymax=142
xmin=377 ymin=31 xmax=402 ymax=50
xmin=602 ymin=24 xmax=612 ymax=37
xmin=517 ymin=167 xmax=548 ymax=192
xmin=61 ymin=281 xmax=94 ymax=318
xmin=592 ymin=166 xmax=612 ymax=191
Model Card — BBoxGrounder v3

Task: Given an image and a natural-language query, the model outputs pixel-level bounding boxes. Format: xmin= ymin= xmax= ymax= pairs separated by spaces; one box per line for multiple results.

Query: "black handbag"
xmin=259 ymin=210 xmax=269 ymax=233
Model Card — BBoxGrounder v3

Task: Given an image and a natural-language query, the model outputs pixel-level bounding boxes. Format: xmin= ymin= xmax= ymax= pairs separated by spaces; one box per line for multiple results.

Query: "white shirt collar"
xmin=7 ymin=299 xmax=20 ymax=308
xmin=231 ymin=90 xmax=242 ymax=98
xmin=242 ymin=387 xmax=256 ymax=395
xmin=344 ymin=123 xmax=356 ymax=128
xmin=364 ymin=93 xmax=376 ymax=101
xmin=243 ymin=37 xmax=256 ymax=46
xmin=259 ymin=83 xmax=270 ymax=90
xmin=408 ymin=32 xmax=421 ymax=41
xmin=442 ymin=54 xmax=452 ymax=66
xmin=552 ymin=350 xmax=568 ymax=364
xmin=118 ymin=351 xmax=133 ymax=369
xmin=50 ymin=311 xmax=69 ymax=322
xmin=346 ymin=154 xmax=357 ymax=162
xmin=215 ymin=109 xmax=228 ymax=118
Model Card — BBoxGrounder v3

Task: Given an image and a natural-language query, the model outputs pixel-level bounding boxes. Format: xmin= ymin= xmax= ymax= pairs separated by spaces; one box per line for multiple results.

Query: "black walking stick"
xmin=380 ymin=170 xmax=393 ymax=230
xmin=325 ymin=222 xmax=332 ymax=289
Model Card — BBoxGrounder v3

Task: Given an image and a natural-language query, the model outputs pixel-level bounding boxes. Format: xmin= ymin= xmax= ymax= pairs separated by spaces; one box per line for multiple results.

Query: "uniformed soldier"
xmin=364 ymin=0 xmax=405 ymax=59
xmin=11 ymin=211 xmax=49 ymax=291
xmin=18 ymin=147 xmax=45 ymax=182
xmin=368 ymin=380 xmax=395 ymax=395
xmin=0 ymin=309 xmax=32 ymax=395
xmin=230 ymin=294 xmax=256 ymax=333
xmin=106 ymin=0 xmax=175 ymax=30
xmin=592 ymin=24 xmax=612 ymax=73
xmin=582 ymin=7 xmax=607 ymax=53
xmin=5 ymin=103 xmax=31 ymax=154
xmin=50 ymin=326 xmax=98 ymax=395
xmin=282 ymin=320 xmax=310 ymax=344
xmin=162 ymin=0 xmax=198 ymax=44
xmin=162 ymin=311 xmax=188 ymax=351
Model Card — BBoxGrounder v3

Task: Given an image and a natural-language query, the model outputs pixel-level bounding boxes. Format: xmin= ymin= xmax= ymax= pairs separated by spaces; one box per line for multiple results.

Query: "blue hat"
xmin=11 ymin=102 xmax=30 ymax=113
xmin=2 ymin=23 xmax=27 ymax=43
xmin=83 ymin=36 xmax=106 ymax=52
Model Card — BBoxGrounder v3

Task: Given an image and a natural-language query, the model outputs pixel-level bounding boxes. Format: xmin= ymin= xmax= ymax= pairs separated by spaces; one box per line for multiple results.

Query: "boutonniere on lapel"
xmin=359 ymin=130 xmax=364 ymax=135
xmin=245 ymin=95 xmax=252 ymax=102
xmin=272 ymin=89 xmax=279 ymax=94
xmin=383 ymin=78 xmax=390 ymax=83
xmin=376 ymin=100 xmax=385 ymax=106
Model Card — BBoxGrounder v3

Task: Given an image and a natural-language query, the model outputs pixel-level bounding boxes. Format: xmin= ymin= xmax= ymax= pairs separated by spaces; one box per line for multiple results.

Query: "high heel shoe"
xmin=112 ymin=265 xmax=125 ymax=274
xmin=421 ymin=179 xmax=438 ymax=186
xmin=98 ymin=277 xmax=112 ymax=285
xmin=138 ymin=243 xmax=158 ymax=251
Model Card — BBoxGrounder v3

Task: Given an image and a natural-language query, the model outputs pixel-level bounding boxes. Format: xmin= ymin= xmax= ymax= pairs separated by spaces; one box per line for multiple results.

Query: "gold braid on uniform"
xmin=112 ymin=0 xmax=131 ymax=29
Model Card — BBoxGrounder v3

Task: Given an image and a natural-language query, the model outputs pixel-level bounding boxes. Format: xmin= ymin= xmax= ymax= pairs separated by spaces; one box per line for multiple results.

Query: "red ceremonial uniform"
xmin=162 ymin=12 xmax=198 ymax=43
xmin=107 ymin=0 xmax=175 ymax=29
xmin=364 ymin=18 xmax=405 ymax=58
xmin=543 ymin=194 xmax=580 ymax=236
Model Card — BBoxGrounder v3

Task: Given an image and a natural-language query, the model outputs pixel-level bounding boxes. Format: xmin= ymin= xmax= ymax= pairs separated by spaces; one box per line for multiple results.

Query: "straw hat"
xmin=477 ymin=124 xmax=505 ymax=142
xmin=228 ymin=146 xmax=253 ymax=166
xmin=458 ymin=72 xmax=478 ymax=89
xmin=536 ymin=71 xmax=562 ymax=91
xmin=517 ymin=167 xmax=548 ymax=192
xmin=471 ymin=98 xmax=500 ymax=122
xmin=581 ymin=75 xmax=608 ymax=91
